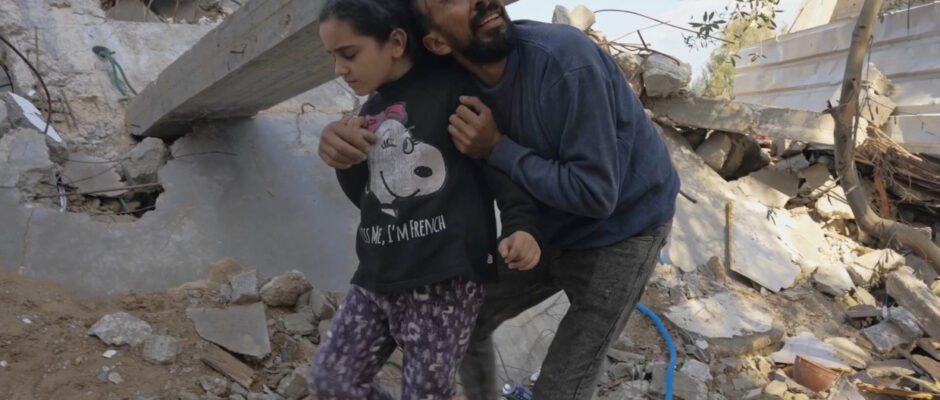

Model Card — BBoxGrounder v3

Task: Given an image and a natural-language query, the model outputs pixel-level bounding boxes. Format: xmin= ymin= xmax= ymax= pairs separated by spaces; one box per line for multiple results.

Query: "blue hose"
xmin=636 ymin=303 xmax=675 ymax=400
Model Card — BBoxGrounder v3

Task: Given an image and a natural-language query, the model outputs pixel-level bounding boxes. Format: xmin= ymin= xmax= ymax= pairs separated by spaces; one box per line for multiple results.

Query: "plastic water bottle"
xmin=502 ymin=383 xmax=533 ymax=400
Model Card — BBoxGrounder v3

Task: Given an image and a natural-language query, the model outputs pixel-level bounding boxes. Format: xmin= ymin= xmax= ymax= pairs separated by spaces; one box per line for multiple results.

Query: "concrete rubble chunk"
xmin=823 ymin=337 xmax=872 ymax=369
xmin=853 ymin=287 xmax=878 ymax=307
xmin=863 ymin=312 xmax=923 ymax=354
xmin=88 ymin=312 xmax=153 ymax=346
xmin=0 ymin=128 xmax=57 ymax=192
xmin=866 ymin=359 xmax=917 ymax=378
xmin=260 ymin=270 xmax=313 ymax=307
xmin=187 ymin=303 xmax=271 ymax=358
xmin=816 ymin=186 xmax=854 ymax=220
xmin=143 ymin=335 xmax=181 ymax=364
xmin=770 ymin=154 xmax=810 ymax=173
xmin=829 ymin=64 xmax=896 ymax=127
xmin=813 ymin=263 xmax=856 ymax=296
xmin=886 ymin=269 xmax=940 ymax=339
xmin=696 ymin=132 xmax=733 ymax=171
xmin=651 ymin=363 xmax=707 ymax=400
xmin=283 ymin=313 xmax=315 ymax=336
xmin=665 ymin=292 xmax=774 ymax=339
xmin=306 ymin=289 xmax=336 ymax=322
xmin=222 ymin=270 xmax=260 ymax=305
xmin=649 ymin=95 xmax=861 ymax=146
xmin=764 ymin=380 xmax=788 ymax=397
xmin=615 ymin=52 xmax=642 ymax=80
xmin=121 ymin=137 xmax=170 ymax=185
xmin=61 ymin=153 xmax=127 ymax=197
xmin=276 ymin=366 xmax=309 ymax=400
xmin=551 ymin=5 xmax=595 ymax=31
xmin=770 ymin=331 xmax=850 ymax=370
xmin=732 ymin=169 xmax=800 ymax=209
xmin=799 ymin=164 xmax=836 ymax=199
xmin=600 ymin=381 xmax=650 ymax=400
xmin=848 ymin=249 xmax=905 ymax=287
xmin=680 ymin=359 xmax=713 ymax=382
xmin=642 ymin=54 xmax=691 ymax=98
xmin=723 ymin=134 xmax=771 ymax=179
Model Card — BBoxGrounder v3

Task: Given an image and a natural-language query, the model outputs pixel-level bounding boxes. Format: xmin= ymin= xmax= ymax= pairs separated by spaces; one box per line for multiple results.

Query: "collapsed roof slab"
xmin=126 ymin=0 xmax=520 ymax=138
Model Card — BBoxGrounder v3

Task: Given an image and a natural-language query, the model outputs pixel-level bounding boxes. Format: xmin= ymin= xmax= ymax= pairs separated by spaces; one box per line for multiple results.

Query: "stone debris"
xmin=188 ymin=303 xmax=271 ymax=358
xmin=862 ymin=307 xmax=925 ymax=354
xmin=260 ymin=271 xmax=313 ymax=307
xmin=823 ymin=337 xmax=872 ymax=369
xmin=120 ymin=137 xmax=170 ymax=185
xmin=642 ymin=54 xmax=691 ymax=98
xmin=816 ymin=186 xmax=854 ymax=220
xmin=275 ymin=366 xmax=309 ymax=400
xmin=770 ymin=331 xmax=851 ymax=370
xmin=107 ymin=371 xmax=124 ymax=384
xmin=88 ymin=312 xmax=153 ymax=347
xmin=283 ymin=313 xmax=315 ymax=336
xmin=812 ymin=263 xmax=855 ymax=296
xmin=886 ymin=268 xmax=940 ymax=339
xmin=102 ymin=349 xmax=118 ymax=358
xmin=61 ymin=153 xmax=128 ymax=197
xmin=222 ymin=269 xmax=260 ymax=305
xmin=142 ymin=335 xmax=181 ymax=364
xmin=665 ymin=292 xmax=774 ymax=339
xmin=552 ymin=5 xmax=595 ymax=31
xmin=848 ymin=249 xmax=905 ymax=287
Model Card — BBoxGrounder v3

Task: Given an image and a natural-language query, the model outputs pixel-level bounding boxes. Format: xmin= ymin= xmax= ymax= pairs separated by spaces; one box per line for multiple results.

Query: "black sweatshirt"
xmin=335 ymin=63 xmax=540 ymax=293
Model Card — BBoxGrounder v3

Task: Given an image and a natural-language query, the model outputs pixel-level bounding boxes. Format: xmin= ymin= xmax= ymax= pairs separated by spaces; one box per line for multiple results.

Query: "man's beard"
xmin=454 ymin=2 xmax=515 ymax=64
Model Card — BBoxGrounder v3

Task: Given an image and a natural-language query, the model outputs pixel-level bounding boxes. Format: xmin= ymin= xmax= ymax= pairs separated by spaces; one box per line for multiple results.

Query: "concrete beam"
xmin=126 ymin=0 xmax=520 ymax=138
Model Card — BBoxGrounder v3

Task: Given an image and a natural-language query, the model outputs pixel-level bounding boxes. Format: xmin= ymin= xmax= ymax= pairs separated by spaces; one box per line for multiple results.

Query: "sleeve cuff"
xmin=487 ymin=135 xmax=526 ymax=174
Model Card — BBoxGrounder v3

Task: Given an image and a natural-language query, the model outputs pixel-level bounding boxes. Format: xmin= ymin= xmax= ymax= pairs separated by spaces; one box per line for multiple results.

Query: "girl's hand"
xmin=498 ymin=231 xmax=541 ymax=271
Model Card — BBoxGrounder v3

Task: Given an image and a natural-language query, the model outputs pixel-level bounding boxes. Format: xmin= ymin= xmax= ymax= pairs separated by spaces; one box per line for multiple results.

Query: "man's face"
xmin=421 ymin=0 xmax=515 ymax=63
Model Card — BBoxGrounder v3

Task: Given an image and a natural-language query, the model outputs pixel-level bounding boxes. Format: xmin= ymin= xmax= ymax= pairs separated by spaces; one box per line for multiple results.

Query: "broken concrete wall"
xmin=735 ymin=1 xmax=940 ymax=154
xmin=0 ymin=113 xmax=359 ymax=296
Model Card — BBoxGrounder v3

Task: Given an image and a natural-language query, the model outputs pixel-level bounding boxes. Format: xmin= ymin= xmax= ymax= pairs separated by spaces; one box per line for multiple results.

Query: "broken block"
xmin=187 ymin=303 xmax=271 ymax=358
xmin=816 ymin=186 xmax=854 ymax=220
xmin=260 ymin=270 xmax=313 ymax=307
xmin=696 ymin=132 xmax=733 ymax=171
xmin=886 ymin=268 xmax=940 ymax=340
xmin=121 ymin=137 xmax=170 ymax=185
xmin=221 ymin=270 xmax=259 ymax=305
xmin=813 ymin=263 xmax=856 ymax=296
xmin=552 ymin=5 xmax=595 ymax=31
xmin=799 ymin=164 xmax=836 ymax=199
xmin=642 ymin=54 xmax=691 ymax=98
xmin=732 ymin=169 xmax=800 ymax=209
xmin=848 ymin=249 xmax=905 ymax=287
xmin=88 ymin=312 xmax=153 ymax=347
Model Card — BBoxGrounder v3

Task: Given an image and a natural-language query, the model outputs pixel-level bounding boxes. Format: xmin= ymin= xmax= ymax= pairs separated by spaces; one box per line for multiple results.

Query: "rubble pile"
xmin=548 ymin=6 xmax=940 ymax=400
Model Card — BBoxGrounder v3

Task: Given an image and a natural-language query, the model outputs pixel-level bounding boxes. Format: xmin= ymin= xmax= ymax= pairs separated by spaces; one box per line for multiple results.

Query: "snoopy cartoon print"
xmin=364 ymin=103 xmax=446 ymax=218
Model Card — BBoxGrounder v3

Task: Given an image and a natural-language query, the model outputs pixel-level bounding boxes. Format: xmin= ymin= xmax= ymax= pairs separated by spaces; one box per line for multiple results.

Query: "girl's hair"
xmin=318 ymin=0 xmax=423 ymax=60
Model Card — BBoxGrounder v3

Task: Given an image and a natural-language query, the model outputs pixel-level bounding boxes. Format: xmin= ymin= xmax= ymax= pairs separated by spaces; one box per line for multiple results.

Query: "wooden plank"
xmin=201 ymin=344 xmax=256 ymax=389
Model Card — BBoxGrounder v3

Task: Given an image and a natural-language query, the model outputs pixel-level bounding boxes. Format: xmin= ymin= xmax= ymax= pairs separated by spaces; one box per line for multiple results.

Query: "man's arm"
xmin=453 ymin=66 xmax=624 ymax=219
xmin=477 ymin=162 xmax=542 ymax=270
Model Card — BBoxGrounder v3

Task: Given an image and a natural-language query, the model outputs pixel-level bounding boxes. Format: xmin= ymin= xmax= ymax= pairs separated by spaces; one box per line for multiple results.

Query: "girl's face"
xmin=320 ymin=19 xmax=406 ymax=96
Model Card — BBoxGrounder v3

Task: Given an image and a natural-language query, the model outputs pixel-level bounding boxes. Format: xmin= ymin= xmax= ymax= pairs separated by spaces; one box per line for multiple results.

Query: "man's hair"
xmin=408 ymin=0 xmax=433 ymax=39
xmin=318 ymin=0 xmax=422 ymax=59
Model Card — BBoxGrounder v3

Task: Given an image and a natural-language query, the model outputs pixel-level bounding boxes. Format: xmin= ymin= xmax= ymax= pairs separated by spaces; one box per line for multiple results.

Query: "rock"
xmin=764 ymin=381 xmax=788 ymax=397
xmin=187 ymin=303 xmax=271 ymax=357
xmin=816 ymin=186 xmax=854 ymax=220
xmin=222 ymin=270 xmax=259 ymax=305
xmin=200 ymin=376 xmax=230 ymax=397
xmin=615 ymin=52 xmax=642 ymax=80
xmin=552 ymin=5 xmax=595 ymax=31
xmin=696 ymin=132 xmax=734 ymax=172
xmin=886 ymin=268 xmax=940 ymax=339
xmin=276 ymin=366 xmax=309 ymax=400
xmin=823 ymin=337 xmax=871 ymax=369
xmin=642 ymin=54 xmax=691 ymax=98
xmin=798 ymin=164 xmax=836 ymax=199
xmin=723 ymin=134 xmax=771 ymax=180
xmin=680 ymin=359 xmax=713 ymax=382
xmin=120 ymin=137 xmax=169 ymax=185
xmin=852 ymin=287 xmax=878 ymax=307
xmin=608 ymin=362 xmax=643 ymax=381
xmin=732 ymin=169 xmax=800 ymax=209
xmin=769 ymin=332 xmax=850 ymax=370
xmin=107 ymin=372 xmax=124 ymax=384
xmin=142 ymin=335 xmax=180 ymax=364
xmin=88 ymin=312 xmax=153 ymax=346
xmin=306 ymin=289 xmax=336 ymax=321
xmin=813 ymin=263 xmax=855 ymax=296
xmin=208 ymin=258 xmax=247 ymax=288
xmin=318 ymin=319 xmax=333 ymax=339
xmin=601 ymin=380 xmax=650 ymax=400
xmin=770 ymin=154 xmax=811 ymax=173
xmin=283 ymin=313 xmax=316 ymax=336
xmin=866 ymin=359 xmax=917 ymax=378
xmin=260 ymin=270 xmax=313 ymax=307
xmin=651 ymin=364 xmax=707 ymax=400
xmin=666 ymin=292 xmax=774 ymax=339
xmin=863 ymin=313 xmax=923 ymax=354
xmin=848 ymin=249 xmax=905 ymax=287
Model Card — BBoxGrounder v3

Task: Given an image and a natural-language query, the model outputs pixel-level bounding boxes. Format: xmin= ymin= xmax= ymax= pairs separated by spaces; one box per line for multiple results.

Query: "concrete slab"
xmin=731 ymin=169 xmax=800 ymax=209
xmin=886 ymin=268 xmax=940 ymax=340
xmin=126 ymin=0 xmax=519 ymax=137
xmin=665 ymin=292 xmax=775 ymax=339
xmin=0 ymin=114 xmax=359 ymax=295
xmin=187 ymin=302 xmax=271 ymax=358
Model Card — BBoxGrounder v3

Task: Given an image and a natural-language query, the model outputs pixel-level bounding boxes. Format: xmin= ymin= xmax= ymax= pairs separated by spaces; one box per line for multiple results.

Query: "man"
xmin=318 ymin=0 xmax=680 ymax=398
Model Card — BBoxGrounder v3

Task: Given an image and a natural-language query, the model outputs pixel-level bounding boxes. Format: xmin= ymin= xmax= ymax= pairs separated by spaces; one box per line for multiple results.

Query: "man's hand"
xmin=318 ymin=117 xmax=376 ymax=169
xmin=448 ymin=96 xmax=501 ymax=159
xmin=498 ymin=231 xmax=541 ymax=271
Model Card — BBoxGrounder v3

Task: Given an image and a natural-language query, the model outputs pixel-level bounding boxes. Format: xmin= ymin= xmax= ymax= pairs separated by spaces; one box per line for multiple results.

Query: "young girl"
xmin=309 ymin=0 xmax=541 ymax=398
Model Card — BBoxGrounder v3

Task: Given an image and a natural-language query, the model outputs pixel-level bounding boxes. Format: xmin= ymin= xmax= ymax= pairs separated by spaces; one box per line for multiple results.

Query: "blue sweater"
xmin=481 ymin=20 xmax=680 ymax=250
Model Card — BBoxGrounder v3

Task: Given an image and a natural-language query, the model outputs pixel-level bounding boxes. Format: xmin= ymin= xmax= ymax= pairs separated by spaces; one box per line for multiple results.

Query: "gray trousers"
xmin=459 ymin=223 xmax=671 ymax=400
